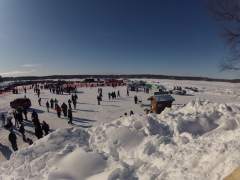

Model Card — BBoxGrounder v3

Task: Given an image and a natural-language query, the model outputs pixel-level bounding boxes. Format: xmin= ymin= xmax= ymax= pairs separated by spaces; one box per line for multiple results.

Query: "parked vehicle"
xmin=154 ymin=90 xmax=169 ymax=95
xmin=170 ymin=89 xmax=187 ymax=95
xmin=185 ymin=87 xmax=199 ymax=92
xmin=10 ymin=98 xmax=32 ymax=109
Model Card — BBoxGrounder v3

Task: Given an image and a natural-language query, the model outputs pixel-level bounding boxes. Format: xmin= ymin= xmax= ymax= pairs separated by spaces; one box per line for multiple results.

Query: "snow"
xmin=48 ymin=148 xmax=108 ymax=180
xmin=0 ymin=79 xmax=240 ymax=179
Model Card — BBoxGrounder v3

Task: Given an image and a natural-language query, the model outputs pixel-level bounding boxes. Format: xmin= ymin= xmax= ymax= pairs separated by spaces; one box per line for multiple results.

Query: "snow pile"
xmin=0 ymin=128 xmax=91 ymax=180
xmin=48 ymin=148 xmax=107 ymax=180
xmin=88 ymin=100 xmax=240 ymax=179
xmin=1 ymin=100 xmax=240 ymax=180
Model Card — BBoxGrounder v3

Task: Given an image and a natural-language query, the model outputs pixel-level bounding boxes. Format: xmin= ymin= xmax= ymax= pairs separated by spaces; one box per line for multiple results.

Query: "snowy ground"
xmin=0 ymin=79 xmax=240 ymax=180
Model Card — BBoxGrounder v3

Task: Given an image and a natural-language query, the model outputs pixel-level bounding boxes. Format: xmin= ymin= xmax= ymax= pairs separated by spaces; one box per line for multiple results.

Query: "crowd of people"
xmin=107 ymin=90 xmax=122 ymax=101
xmin=0 ymin=83 xmax=141 ymax=154
xmin=47 ymin=84 xmax=77 ymax=95
xmin=1 ymin=108 xmax=50 ymax=151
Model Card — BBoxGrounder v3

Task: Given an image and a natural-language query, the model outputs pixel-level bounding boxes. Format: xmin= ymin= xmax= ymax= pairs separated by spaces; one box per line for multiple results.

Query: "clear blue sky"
xmin=0 ymin=0 xmax=237 ymax=78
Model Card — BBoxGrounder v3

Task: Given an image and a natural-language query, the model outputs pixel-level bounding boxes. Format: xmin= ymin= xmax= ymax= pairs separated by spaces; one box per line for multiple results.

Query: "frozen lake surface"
xmin=0 ymin=79 xmax=240 ymax=180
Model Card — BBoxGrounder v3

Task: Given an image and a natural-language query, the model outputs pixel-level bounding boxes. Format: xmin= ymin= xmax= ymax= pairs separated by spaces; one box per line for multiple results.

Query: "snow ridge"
xmin=1 ymin=100 xmax=240 ymax=180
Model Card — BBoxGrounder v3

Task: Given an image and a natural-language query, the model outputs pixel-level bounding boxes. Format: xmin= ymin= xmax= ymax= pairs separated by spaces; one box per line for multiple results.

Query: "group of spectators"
xmin=1 ymin=108 xmax=50 ymax=152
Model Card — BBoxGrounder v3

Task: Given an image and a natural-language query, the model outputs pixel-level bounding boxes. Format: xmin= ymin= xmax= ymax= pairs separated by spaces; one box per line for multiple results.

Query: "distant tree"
xmin=208 ymin=0 xmax=240 ymax=71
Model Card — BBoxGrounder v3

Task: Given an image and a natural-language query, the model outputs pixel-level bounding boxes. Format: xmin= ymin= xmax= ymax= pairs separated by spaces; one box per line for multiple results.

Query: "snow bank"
xmin=1 ymin=100 xmax=240 ymax=180
xmin=48 ymin=148 xmax=107 ymax=180
xmin=0 ymin=128 xmax=90 ymax=180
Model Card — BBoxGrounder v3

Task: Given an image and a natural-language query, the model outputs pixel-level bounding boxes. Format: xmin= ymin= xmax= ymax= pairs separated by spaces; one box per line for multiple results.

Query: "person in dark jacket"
xmin=16 ymin=109 xmax=23 ymax=124
xmin=4 ymin=117 xmax=13 ymax=130
xmin=42 ymin=121 xmax=50 ymax=135
xmin=54 ymin=98 xmax=58 ymax=109
xmin=130 ymin=110 xmax=134 ymax=116
xmin=46 ymin=101 xmax=50 ymax=112
xmin=8 ymin=129 xmax=18 ymax=151
xmin=31 ymin=110 xmax=39 ymax=121
xmin=74 ymin=94 xmax=78 ymax=101
xmin=61 ymin=103 xmax=68 ymax=117
xmin=72 ymin=99 xmax=77 ymax=110
xmin=13 ymin=110 xmax=19 ymax=128
xmin=68 ymin=99 xmax=72 ymax=109
xmin=34 ymin=123 xmax=43 ymax=139
xmin=71 ymin=94 xmax=74 ymax=102
xmin=68 ymin=108 xmax=73 ymax=124
xmin=56 ymin=104 xmax=62 ymax=118
xmin=26 ymin=138 xmax=33 ymax=145
xmin=1 ymin=113 xmax=5 ymax=127
xmin=38 ymin=98 xmax=42 ymax=106
xmin=37 ymin=89 xmax=40 ymax=98
xmin=134 ymin=95 xmax=138 ymax=104
xmin=50 ymin=98 xmax=54 ymax=109
xmin=23 ymin=108 xmax=28 ymax=120
xmin=19 ymin=123 xmax=26 ymax=142
xmin=97 ymin=95 xmax=101 ymax=105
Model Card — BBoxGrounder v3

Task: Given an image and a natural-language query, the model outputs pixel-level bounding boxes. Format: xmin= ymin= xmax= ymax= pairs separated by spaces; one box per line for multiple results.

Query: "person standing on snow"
xmin=54 ymin=98 xmax=58 ymax=109
xmin=97 ymin=95 xmax=101 ymax=105
xmin=16 ymin=108 xmax=23 ymax=124
xmin=130 ymin=110 xmax=134 ymax=116
xmin=46 ymin=101 xmax=50 ymax=112
xmin=19 ymin=123 xmax=26 ymax=142
xmin=72 ymin=98 xmax=77 ymax=110
xmin=113 ymin=92 xmax=116 ymax=99
xmin=74 ymin=93 xmax=78 ymax=101
xmin=99 ymin=90 xmax=103 ymax=99
xmin=4 ymin=116 xmax=13 ymax=130
xmin=134 ymin=95 xmax=138 ymax=104
xmin=1 ymin=113 xmax=5 ymax=127
xmin=68 ymin=108 xmax=73 ymax=124
xmin=23 ymin=108 xmax=28 ymax=120
xmin=37 ymin=89 xmax=40 ymax=98
xmin=71 ymin=93 xmax=78 ymax=110
xmin=42 ymin=121 xmax=50 ymax=135
xmin=8 ymin=129 xmax=18 ymax=151
xmin=50 ymin=98 xmax=54 ymax=109
xmin=56 ymin=104 xmax=62 ymax=118
xmin=24 ymin=87 xmax=27 ymax=94
xmin=68 ymin=99 xmax=72 ymax=109
xmin=13 ymin=110 xmax=19 ymax=128
xmin=71 ymin=94 xmax=74 ymax=102
xmin=32 ymin=115 xmax=43 ymax=139
xmin=38 ymin=98 xmax=42 ymax=106
xmin=35 ymin=123 xmax=43 ymax=139
xmin=61 ymin=102 xmax=68 ymax=117
xmin=31 ymin=110 xmax=39 ymax=121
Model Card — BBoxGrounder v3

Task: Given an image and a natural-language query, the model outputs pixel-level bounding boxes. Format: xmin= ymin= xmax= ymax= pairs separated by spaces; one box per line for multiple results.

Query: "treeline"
xmin=2 ymin=74 xmax=240 ymax=83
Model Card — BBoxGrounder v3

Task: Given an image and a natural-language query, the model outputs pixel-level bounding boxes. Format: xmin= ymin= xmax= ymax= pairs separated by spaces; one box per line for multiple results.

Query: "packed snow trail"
xmin=1 ymin=100 xmax=240 ymax=179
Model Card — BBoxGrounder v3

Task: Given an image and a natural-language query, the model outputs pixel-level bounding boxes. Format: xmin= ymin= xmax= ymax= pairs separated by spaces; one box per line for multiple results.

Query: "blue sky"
xmin=0 ymin=0 xmax=237 ymax=78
